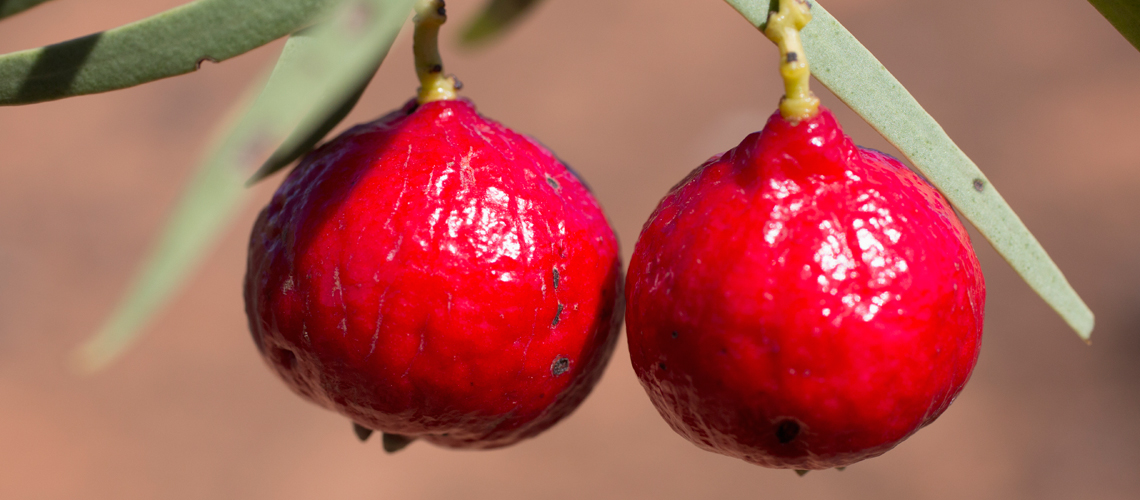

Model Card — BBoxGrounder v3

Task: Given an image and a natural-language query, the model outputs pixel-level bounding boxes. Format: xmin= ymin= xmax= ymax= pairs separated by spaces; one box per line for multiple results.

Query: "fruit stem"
xmin=414 ymin=0 xmax=459 ymax=103
xmin=764 ymin=0 xmax=820 ymax=122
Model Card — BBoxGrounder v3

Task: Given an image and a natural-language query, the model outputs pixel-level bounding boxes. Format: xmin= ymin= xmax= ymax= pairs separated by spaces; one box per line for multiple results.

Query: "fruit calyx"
xmin=730 ymin=106 xmax=855 ymax=180
xmin=414 ymin=0 xmax=459 ymax=103
xmin=765 ymin=0 xmax=819 ymax=122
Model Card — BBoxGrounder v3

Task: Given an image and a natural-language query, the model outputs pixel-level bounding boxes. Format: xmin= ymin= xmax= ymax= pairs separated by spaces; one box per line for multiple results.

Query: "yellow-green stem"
xmin=414 ymin=0 xmax=457 ymax=103
xmin=765 ymin=0 xmax=819 ymax=121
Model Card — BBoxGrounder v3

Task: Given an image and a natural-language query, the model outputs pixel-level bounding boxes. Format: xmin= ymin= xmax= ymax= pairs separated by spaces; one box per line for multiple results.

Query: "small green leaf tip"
xmin=460 ymin=0 xmax=543 ymax=46
xmin=0 ymin=0 xmax=57 ymax=20
xmin=246 ymin=70 xmax=372 ymax=185
xmin=353 ymin=423 xmax=375 ymax=442
xmin=1088 ymin=0 xmax=1140 ymax=52
xmin=724 ymin=0 xmax=1094 ymax=341
xmin=383 ymin=433 xmax=416 ymax=453
xmin=795 ymin=469 xmax=810 ymax=476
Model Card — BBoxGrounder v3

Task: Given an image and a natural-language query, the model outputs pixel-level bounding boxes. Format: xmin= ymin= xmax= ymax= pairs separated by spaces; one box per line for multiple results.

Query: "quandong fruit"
xmin=244 ymin=0 xmax=623 ymax=451
xmin=624 ymin=0 xmax=985 ymax=470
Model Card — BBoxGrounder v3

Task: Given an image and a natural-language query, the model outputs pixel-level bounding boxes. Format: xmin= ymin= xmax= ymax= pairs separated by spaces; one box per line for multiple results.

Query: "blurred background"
xmin=1 ymin=0 xmax=1138 ymax=498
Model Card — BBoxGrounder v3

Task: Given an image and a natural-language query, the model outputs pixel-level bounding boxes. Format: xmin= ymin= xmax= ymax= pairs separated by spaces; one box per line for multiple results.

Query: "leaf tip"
xmin=1074 ymin=311 xmax=1094 ymax=345
xmin=244 ymin=170 xmax=267 ymax=188
xmin=458 ymin=18 xmax=499 ymax=47
xmin=457 ymin=0 xmax=544 ymax=48
xmin=72 ymin=304 xmax=154 ymax=374
xmin=70 ymin=332 xmax=120 ymax=375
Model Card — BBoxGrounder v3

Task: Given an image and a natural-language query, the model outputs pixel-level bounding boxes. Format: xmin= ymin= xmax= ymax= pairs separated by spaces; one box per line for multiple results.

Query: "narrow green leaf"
xmin=724 ymin=0 xmax=1094 ymax=340
xmin=73 ymin=124 xmax=250 ymax=373
xmin=0 ymin=0 xmax=57 ymax=20
xmin=75 ymin=0 xmax=416 ymax=372
xmin=0 ymin=0 xmax=337 ymax=105
xmin=251 ymin=76 xmax=372 ymax=183
xmin=459 ymin=0 xmax=543 ymax=46
xmin=1088 ymin=0 xmax=1140 ymax=52
xmin=246 ymin=0 xmax=418 ymax=183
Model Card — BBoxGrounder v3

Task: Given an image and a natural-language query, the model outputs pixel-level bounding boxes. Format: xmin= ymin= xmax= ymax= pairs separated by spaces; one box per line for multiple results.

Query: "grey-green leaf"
xmin=75 ymin=0 xmax=416 ymax=372
xmin=460 ymin=0 xmax=544 ymax=46
xmin=251 ymin=75 xmax=372 ymax=183
xmin=73 ymin=131 xmax=251 ymax=373
xmin=246 ymin=0 xmax=417 ymax=183
xmin=724 ymin=0 xmax=1094 ymax=340
xmin=0 ymin=0 xmax=337 ymax=105
xmin=1088 ymin=0 xmax=1140 ymax=52
xmin=0 ymin=0 xmax=57 ymax=20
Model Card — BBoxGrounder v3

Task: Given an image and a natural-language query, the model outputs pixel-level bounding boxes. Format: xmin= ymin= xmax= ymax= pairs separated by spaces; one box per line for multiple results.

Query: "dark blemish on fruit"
xmin=718 ymin=348 xmax=727 ymax=355
xmin=382 ymin=433 xmax=415 ymax=453
xmin=430 ymin=64 xmax=443 ymax=73
xmin=552 ymin=268 xmax=560 ymax=289
xmin=538 ymin=393 xmax=545 ymax=398
xmin=973 ymin=178 xmax=985 ymax=192
xmin=274 ymin=347 xmax=297 ymax=370
xmin=552 ymin=303 xmax=564 ymax=326
xmin=786 ymin=52 xmax=798 ymax=63
xmin=671 ymin=330 xmax=679 ymax=339
xmin=776 ymin=419 xmax=801 ymax=443
xmin=195 ymin=57 xmax=217 ymax=70
xmin=551 ymin=356 xmax=570 ymax=376
xmin=795 ymin=469 xmax=810 ymax=477
xmin=658 ymin=363 xmax=667 ymax=370
xmin=353 ymin=423 xmax=374 ymax=442
xmin=546 ymin=174 xmax=561 ymax=190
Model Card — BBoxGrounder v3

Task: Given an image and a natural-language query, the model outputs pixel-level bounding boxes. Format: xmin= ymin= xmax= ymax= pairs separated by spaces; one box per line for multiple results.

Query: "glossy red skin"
xmin=245 ymin=98 xmax=623 ymax=449
xmin=626 ymin=107 xmax=984 ymax=469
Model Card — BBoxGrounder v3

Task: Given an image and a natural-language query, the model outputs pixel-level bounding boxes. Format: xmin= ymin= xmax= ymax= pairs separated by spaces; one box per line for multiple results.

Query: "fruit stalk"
xmin=764 ymin=0 xmax=819 ymax=121
xmin=413 ymin=0 xmax=458 ymax=103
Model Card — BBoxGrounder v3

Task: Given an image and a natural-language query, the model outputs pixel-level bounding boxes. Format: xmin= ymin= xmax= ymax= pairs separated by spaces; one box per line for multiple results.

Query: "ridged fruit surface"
xmin=245 ymin=98 xmax=623 ymax=449
xmin=626 ymin=107 xmax=985 ymax=469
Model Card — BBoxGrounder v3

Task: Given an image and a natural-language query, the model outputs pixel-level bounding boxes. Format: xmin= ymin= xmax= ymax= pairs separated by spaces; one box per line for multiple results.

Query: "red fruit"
xmin=625 ymin=107 xmax=985 ymax=469
xmin=244 ymin=98 xmax=623 ymax=449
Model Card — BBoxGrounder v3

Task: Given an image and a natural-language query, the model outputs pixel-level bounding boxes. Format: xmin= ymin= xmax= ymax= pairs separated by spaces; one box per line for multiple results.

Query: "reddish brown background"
xmin=2 ymin=0 xmax=1139 ymax=498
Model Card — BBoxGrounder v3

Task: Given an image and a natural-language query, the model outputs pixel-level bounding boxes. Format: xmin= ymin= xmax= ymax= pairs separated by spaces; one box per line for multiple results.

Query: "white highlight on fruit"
xmin=462 ymin=186 xmax=521 ymax=262
xmin=814 ymin=220 xmax=854 ymax=281
xmin=764 ymin=220 xmax=784 ymax=245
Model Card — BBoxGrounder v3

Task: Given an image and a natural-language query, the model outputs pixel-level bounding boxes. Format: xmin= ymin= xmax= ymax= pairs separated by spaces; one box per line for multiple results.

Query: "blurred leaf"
xmin=1088 ymin=0 xmax=1140 ymax=52
xmin=246 ymin=0 xmax=419 ymax=183
xmin=460 ymin=0 xmax=543 ymax=46
xmin=725 ymin=0 xmax=1094 ymax=340
xmin=251 ymin=76 xmax=371 ymax=183
xmin=0 ymin=0 xmax=56 ymax=20
xmin=75 ymin=0 xmax=416 ymax=372
xmin=0 ymin=0 xmax=337 ymax=105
